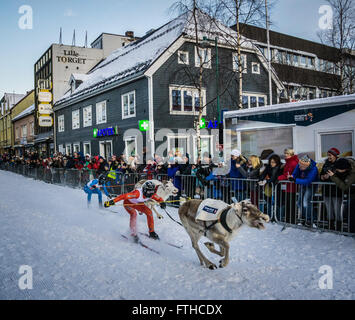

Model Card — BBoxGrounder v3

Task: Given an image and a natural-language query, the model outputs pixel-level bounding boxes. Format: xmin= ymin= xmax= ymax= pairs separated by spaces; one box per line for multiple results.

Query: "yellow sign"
xmin=39 ymin=115 xmax=53 ymax=127
xmin=38 ymin=91 xmax=52 ymax=103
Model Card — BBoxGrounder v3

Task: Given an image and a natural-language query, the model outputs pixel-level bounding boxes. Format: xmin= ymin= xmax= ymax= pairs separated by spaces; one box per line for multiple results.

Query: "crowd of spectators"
xmin=1 ymin=146 xmax=354 ymax=231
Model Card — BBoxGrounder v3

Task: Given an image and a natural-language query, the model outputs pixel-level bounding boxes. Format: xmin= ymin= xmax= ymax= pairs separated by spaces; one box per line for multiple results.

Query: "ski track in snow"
xmin=0 ymin=170 xmax=355 ymax=300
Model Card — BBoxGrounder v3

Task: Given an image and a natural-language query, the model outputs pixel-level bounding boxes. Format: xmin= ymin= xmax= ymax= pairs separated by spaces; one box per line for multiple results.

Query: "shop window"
xmin=241 ymin=127 xmax=293 ymax=159
xmin=124 ymin=137 xmax=137 ymax=158
xmin=83 ymin=142 xmax=91 ymax=156
xmin=320 ymin=131 xmax=353 ymax=158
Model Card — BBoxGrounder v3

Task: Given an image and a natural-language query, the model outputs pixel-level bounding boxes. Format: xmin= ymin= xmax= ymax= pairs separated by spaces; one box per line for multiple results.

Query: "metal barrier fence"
xmin=1 ymin=162 xmax=353 ymax=236
xmin=274 ymin=180 xmax=355 ymax=235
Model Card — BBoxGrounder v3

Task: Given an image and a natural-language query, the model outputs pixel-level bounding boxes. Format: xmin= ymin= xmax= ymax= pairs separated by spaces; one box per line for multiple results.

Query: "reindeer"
xmin=134 ymin=179 xmax=178 ymax=219
xmin=178 ymin=199 xmax=270 ymax=269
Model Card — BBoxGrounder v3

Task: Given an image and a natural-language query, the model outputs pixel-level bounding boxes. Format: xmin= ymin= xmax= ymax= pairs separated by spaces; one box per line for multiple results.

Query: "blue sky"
xmin=0 ymin=0 xmax=330 ymax=98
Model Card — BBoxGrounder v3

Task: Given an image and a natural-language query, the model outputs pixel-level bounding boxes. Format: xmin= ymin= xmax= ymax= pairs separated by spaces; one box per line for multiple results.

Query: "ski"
xmin=138 ymin=232 xmax=183 ymax=249
xmin=121 ymin=234 xmax=160 ymax=254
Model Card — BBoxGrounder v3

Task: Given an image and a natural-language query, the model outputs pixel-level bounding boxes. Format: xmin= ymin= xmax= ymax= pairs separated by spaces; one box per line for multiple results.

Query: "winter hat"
xmin=327 ymin=147 xmax=340 ymax=157
xmin=299 ymin=155 xmax=311 ymax=163
xmin=334 ymin=158 xmax=351 ymax=170
xmin=231 ymin=149 xmax=241 ymax=157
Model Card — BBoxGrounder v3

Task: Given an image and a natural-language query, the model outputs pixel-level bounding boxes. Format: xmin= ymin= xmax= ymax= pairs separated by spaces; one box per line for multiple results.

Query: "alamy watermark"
xmin=18 ymin=5 xmax=33 ymax=30
xmin=318 ymin=265 xmax=333 ymax=289
xmin=319 ymin=5 xmax=333 ymax=30
xmin=18 ymin=265 xmax=33 ymax=290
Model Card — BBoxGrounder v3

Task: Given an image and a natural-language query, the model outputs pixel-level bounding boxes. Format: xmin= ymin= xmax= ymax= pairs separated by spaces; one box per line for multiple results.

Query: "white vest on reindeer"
xmin=196 ymin=199 xmax=229 ymax=222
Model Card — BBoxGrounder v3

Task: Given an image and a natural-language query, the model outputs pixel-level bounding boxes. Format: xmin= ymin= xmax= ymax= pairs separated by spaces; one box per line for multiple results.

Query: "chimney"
xmin=125 ymin=31 xmax=134 ymax=38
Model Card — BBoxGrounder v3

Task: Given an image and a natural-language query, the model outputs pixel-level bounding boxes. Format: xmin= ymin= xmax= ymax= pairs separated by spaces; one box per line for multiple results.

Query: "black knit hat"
xmin=334 ymin=158 xmax=351 ymax=170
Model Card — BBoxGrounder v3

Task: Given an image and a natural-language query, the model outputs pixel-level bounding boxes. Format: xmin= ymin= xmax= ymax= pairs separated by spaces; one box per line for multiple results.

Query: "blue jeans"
xmin=297 ymin=186 xmax=313 ymax=223
xmin=84 ymin=185 xmax=103 ymax=204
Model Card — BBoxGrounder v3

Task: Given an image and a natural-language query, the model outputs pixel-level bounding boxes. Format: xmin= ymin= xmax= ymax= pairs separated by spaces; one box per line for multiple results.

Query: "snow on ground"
xmin=1 ymin=170 xmax=355 ymax=300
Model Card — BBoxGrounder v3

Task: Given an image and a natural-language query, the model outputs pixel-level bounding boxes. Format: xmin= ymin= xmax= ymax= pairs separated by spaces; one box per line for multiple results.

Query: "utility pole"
xmin=265 ymin=0 xmax=272 ymax=105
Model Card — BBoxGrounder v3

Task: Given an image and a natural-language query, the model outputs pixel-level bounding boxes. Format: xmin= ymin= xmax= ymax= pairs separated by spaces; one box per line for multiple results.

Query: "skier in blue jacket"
xmin=83 ymin=174 xmax=111 ymax=208
xmin=289 ymin=155 xmax=318 ymax=227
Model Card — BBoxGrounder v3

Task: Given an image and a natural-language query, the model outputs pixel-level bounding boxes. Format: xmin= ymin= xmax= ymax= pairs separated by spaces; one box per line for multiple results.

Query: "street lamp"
xmin=201 ymin=36 xmax=220 ymax=123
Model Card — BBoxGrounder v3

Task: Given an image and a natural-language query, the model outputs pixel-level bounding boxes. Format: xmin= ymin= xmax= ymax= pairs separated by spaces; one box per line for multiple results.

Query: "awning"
xmin=34 ymin=132 xmax=53 ymax=144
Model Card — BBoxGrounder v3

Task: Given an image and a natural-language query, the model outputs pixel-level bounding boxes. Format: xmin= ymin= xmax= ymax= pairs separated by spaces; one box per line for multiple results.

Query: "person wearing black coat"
xmin=258 ymin=154 xmax=283 ymax=218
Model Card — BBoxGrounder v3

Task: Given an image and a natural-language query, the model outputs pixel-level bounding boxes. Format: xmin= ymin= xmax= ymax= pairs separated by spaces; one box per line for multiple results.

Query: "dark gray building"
xmin=54 ymin=11 xmax=284 ymax=162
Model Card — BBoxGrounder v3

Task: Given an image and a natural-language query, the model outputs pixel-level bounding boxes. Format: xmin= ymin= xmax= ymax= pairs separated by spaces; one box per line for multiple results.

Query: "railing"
xmin=1 ymin=162 xmax=354 ymax=236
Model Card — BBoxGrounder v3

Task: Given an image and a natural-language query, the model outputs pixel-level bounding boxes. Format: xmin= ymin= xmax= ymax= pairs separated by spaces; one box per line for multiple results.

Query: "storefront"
xmin=224 ymin=94 xmax=355 ymax=162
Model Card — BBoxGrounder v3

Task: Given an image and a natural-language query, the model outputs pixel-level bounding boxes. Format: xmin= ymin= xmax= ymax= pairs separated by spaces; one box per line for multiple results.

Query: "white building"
xmin=224 ymin=94 xmax=355 ymax=162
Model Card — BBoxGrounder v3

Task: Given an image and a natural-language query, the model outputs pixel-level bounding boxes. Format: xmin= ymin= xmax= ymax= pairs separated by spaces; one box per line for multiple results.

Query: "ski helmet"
xmin=142 ymin=181 xmax=155 ymax=198
xmin=98 ymin=174 xmax=107 ymax=185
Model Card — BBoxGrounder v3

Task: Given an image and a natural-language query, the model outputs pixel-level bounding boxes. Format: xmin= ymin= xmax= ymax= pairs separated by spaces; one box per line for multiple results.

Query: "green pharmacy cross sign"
xmin=139 ymin=120 xmax=150 ymax=131
xmin=199 ymin=118 xmax=206 ymax=129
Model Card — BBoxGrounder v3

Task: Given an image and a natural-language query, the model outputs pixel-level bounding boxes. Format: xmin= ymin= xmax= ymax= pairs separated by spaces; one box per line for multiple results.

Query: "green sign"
xmin=139 ymin=120 xmax=150 ymax=131
xmin=199 ymin=118 xmax=206 ymax=129
xmin=93 ymin=128 xmax=98 ymax=138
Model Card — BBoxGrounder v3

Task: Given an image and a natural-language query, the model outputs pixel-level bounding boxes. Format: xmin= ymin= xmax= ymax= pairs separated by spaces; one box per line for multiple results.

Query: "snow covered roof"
xmin=224 ymin=93 xmax=355 ymax=118
xmin=12 ymin=104 xmax=35 ymax=122
xmin=70 ymin=73 xmax=89 ymax=83
xmin=55 ymin=10 xmax=259 ymax=107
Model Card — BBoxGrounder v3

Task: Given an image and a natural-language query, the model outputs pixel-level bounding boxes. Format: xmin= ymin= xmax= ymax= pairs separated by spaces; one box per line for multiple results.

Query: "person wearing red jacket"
xmin=87 ymin=155 xmax=100 ymax=171
xmin=104 ymin=181 xmax=165 ymax=240
xmin=277 ymin=148 xmax=299 ymax=224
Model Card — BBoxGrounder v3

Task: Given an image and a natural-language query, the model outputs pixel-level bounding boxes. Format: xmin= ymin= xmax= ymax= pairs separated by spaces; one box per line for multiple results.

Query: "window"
xmin=169 ymin=86 xmax=206 ymax=114
xmin=58 ymin=115 xmax=65 ymax=132
xmin=195 ymin=47 xmax=211 ymax=68
xmin=300 ymin=56 xmax=307 ymax=66
xmin=242 ymin=95 xmax=249 ymax=109
xmin=172 ymin=89 xmax=181 ymax=111
xmin=320 ymin=131 xmax=353 ymax=159
xmin=22 ymin=124 xmax=27 ymax=138
xmin=293 ymin=54 xmax=299 ymax=66
xmin=16 ymin=127 xmax=20 ymax=139
xmin=168 ymin=136 xmax=189 ymax=158
xmin=183 ymin=90 xmax=193 ymax=112
xmin=96 ymin=101 xmax=107 ymax=124
xmin=99 ymin=141 xmax=113 ymax=159
xmin=30 ymin=122 xmax=34 ymax=135
xmin=285 ymin=53 xmax=291 ymax=65
xmin=58 ymin=145 xmax=65 ymax=154
xmin=121 ymin=91 xmax=136 ymax=119
xmin=83 ymin=105 xmax=92 ymax=127
xmin=193 ymin=135 xmax=213 ymax=162
xmin=233 ymin=53 xmax=247 ymax=73
xmin=65 ymin=144 xmax=72 ymax=156
xmin=309 ymin=88 xmax=316 ymax=100
xmin=178 ymin=51 xmax=189 ymax=65
xmin=72 ymin=109 xmax=80 ymax=130
xmin=241 ymin=93 xmax=267 ymax=108
xmin=73 ymin=143 xmax=80 ymax=153
xmin=309 ymin=57 xmax=315 ymax=68
xmin=124 ymin=136 xmax=137 ymax=158
xmin=258 ymin=96 xmax=265 ymax=107
xmin=251 ymin=62 xmax=260 ymax=74
xmin=83 ymin=142 xmax=91 ymax=156
xmin=241 ymin=127 xmax=293 ymax=159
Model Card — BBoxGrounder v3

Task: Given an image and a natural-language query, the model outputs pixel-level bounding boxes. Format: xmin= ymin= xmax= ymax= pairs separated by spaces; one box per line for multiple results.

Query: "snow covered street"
xmin=1 ymin=170 xmax=355 ymax=300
